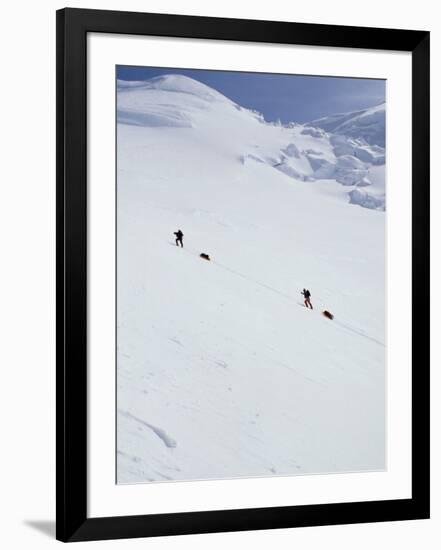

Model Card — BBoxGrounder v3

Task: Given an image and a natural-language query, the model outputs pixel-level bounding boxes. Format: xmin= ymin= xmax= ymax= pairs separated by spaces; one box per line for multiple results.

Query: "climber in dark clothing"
xmin=301 ymin=288 xmax=313 ymax=309
xmin=174 ymin=230 xmax=184 ymax=248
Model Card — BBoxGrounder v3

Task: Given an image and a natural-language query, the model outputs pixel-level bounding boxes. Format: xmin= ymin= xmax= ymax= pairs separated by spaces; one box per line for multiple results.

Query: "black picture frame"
xmin=56 ymin=7 xmax=430 ymax=542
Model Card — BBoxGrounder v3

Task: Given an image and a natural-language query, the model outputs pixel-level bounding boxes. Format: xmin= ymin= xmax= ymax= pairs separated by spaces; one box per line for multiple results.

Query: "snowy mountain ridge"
xmin=117 ymin=74 xmax=233 ymax=103
xmin=117 ymin=75 xmax=385 ymax=211
xmin=308 ymin=102 xmax=386 ymax=147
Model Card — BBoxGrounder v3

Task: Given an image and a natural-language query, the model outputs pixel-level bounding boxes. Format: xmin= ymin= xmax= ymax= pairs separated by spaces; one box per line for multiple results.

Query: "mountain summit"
xmin=117 ymin=74 xmax=233 ymax=103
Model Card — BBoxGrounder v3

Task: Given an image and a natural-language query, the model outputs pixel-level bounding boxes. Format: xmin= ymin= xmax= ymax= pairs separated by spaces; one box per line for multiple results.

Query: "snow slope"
xmin=309 ymin=103 xmax=386 ymax=147
xmin=116 ymin=75 xmax=386 ymax=483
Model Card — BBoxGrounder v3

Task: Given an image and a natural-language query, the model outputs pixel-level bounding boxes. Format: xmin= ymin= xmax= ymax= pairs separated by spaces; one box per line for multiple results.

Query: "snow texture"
xmin=116 ymin=74 xmax=386 ymax=483
xmin=309 ymin=103 xmax=386 ymax=147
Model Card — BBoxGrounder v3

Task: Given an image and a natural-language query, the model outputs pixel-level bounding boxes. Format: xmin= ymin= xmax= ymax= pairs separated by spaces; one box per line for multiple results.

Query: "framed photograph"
xmin=56 ymin=8 xmax=430 ymax=542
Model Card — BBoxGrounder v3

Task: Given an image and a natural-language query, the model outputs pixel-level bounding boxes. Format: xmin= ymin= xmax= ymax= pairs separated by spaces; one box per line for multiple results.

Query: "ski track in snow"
xmin=176 ymin=244 xmax=383 ymax=349
xmin=332 ymin=320 xmax=385 ymax=347
xmin=213 ymin=260 xmax=293 ymax=301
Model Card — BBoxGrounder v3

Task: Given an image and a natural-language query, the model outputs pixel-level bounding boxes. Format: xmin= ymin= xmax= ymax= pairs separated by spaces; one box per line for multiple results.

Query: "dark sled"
xmin=200 ymin=253 xmax=211 ymax=261
xmin=322 ymin=310 xmax=334 ymax=320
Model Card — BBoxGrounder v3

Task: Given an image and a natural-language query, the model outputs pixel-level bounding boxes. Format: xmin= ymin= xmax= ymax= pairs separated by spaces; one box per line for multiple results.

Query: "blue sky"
xmin=117 ymin=66 xmax=385 ymax=124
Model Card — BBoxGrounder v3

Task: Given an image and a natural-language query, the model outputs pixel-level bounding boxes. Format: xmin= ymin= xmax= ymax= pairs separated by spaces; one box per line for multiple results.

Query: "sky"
xmin=117 ymin=66 xmax=385 ymax=124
